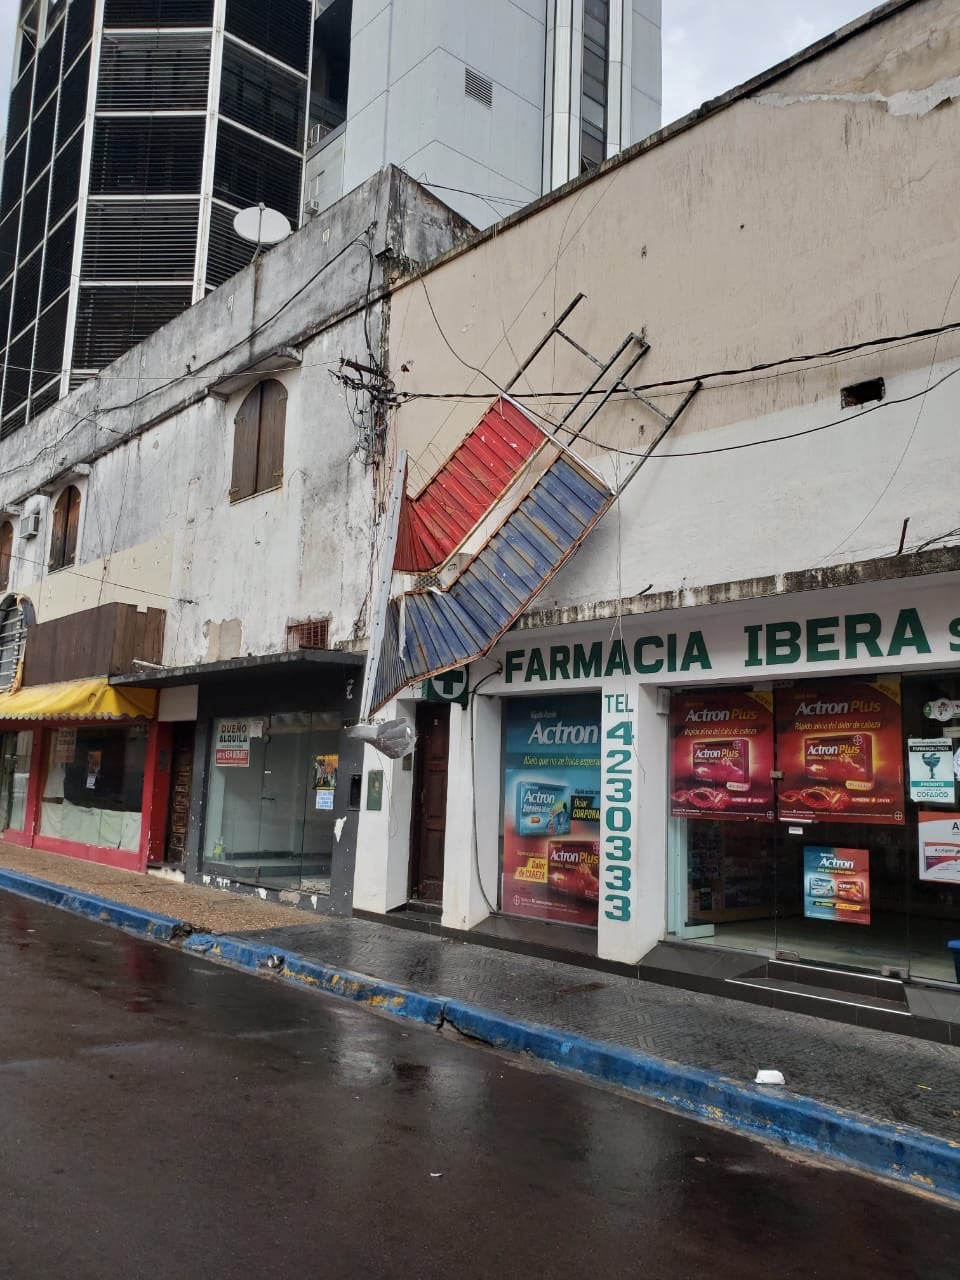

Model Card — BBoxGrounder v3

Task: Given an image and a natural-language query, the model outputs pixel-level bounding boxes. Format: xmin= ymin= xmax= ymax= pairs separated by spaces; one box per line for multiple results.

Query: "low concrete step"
xmin=767 ymin=958 xmax=908 ymax=1001
xmin=727 ymin=976 xmax=911 ymax=1016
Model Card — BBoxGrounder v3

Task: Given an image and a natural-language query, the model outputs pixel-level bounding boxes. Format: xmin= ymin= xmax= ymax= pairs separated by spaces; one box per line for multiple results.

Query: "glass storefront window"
xmin=40 ymin=725 xmax=147 ymax=851
xmin=0 ymin=730 xmax=33 ymax=830
xmin=202 ymin=712 xmax=342 ymax=892
xmin=669 ymin=673 xmax=960 ymax=984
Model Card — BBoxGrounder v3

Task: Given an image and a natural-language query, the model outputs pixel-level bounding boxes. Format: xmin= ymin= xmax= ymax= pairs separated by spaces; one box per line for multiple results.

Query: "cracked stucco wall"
xmin=387 ymin=0 xmax=960 ymax=612
xmin=753 ymin=0 xmax=960 ymax=106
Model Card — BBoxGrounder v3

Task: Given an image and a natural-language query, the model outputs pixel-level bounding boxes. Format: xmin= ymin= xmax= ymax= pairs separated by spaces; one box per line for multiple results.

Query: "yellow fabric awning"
xmin=0 ymin=678 xmax=156 ymax=722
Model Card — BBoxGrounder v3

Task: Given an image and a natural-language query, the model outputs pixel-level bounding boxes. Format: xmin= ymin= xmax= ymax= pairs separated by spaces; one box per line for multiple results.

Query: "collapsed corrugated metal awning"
xmin=370 ymin=451 xmax=614 ymax=711
xmin=0 ymin=678 xmax=157 ymax=722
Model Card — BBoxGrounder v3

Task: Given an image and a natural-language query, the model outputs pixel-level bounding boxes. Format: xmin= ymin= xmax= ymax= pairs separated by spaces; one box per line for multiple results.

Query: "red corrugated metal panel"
xmin=393 ymin=397 xmax=544 ymax=572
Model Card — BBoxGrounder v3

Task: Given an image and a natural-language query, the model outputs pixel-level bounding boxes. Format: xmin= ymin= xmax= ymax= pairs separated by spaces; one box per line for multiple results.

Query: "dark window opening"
xmin=230 ymin=379 xmax=287 ymax=502
xmin=287 ymin=619 xmax=330 ymax=650
xmin=841 ymin=376 xmax=885 ymax=409
xmin=580 ymin=0 xmax=609 ymax=175
xmin=309 ymin=0 xmax=351 ymax=144
xmin=48 ymin=483 xmax=81 ymax=571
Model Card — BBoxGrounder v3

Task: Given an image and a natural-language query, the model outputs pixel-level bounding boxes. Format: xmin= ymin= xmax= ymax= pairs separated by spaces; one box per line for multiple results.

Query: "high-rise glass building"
xmin=0 ymin=0 xmax=311 ymax=436
xmin=0 ymin=1 xmax=661 ymax=436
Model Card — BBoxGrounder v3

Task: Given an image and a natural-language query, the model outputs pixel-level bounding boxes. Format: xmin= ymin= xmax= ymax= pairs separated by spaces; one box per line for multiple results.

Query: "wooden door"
xmin=409 ymin=702 xmax=450 ymax=904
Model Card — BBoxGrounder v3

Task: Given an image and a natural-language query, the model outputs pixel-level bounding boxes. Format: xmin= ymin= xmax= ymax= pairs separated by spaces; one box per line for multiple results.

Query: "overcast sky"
xmin=0 ymin=0 xmax=876 ymax=138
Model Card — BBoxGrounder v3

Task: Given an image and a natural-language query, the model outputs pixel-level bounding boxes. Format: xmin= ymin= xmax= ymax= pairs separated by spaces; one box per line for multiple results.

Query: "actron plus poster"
xmin=670 ymin=690 xmax=774 ymax=821
xmin=776 ymin=678 xmax=905 ymax=825
xmin=501 ymin=695 xmax=601 ymax=927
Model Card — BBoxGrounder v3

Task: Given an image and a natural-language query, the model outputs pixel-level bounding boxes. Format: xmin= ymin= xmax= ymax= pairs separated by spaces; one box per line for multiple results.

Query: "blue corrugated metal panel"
xmin=370 ymin=455 xmax=613 ymax=712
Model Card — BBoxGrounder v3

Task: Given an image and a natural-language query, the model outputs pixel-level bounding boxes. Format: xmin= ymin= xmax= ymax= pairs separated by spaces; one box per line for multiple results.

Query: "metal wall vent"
xmin=286 ymin=619 xmax=330 ymax=651
xmin=224 ymin=0 xmax=312 ymax=75
xmin=103 ymin=1 xmax=215 ymax=27
xmin=214 ymin=122 xmax=302 ymax=222
xmin=206 ymin=201 xmax=256 ymax=291
xmin=464 ymin=67 xmax=493 ymax=109
xmin=72 ymin=284 xmax=192 ymax=369
xmin=82 ymin=200 xmax=200 ymax=281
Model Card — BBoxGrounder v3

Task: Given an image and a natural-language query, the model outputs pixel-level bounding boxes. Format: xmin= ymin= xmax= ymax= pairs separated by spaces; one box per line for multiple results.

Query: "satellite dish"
xmin=233 ymin=204 xmax=292 ymax=248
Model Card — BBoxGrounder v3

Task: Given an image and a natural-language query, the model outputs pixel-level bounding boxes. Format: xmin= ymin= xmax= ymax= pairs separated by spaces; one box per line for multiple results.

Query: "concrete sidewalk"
xmin=2 ymin=842 xmax=960 ymax=1195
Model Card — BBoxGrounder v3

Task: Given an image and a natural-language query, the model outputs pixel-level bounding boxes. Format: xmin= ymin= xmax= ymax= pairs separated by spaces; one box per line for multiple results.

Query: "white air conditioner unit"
xmin=305 ymin=198 xmax=324 ymax=216
xmin=308 ymin=122 xmax=325 ymax=147
xmin=20 ymin=511 xmax=41 ymax=540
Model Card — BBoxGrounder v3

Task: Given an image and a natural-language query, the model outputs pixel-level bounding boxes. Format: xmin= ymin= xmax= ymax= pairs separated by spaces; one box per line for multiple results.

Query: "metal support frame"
xmin=617 ymin=381 xmax=703 ymax=494
xmin=504 ymin=293 xmax=586 ymax=391
xmin=557 ymin=327 xmax=669 ymax=422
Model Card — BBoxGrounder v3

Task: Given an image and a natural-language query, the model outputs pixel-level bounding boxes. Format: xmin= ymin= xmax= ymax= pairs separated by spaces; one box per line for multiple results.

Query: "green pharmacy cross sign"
xmin=423 ymin=668 xmax=469 ymax=706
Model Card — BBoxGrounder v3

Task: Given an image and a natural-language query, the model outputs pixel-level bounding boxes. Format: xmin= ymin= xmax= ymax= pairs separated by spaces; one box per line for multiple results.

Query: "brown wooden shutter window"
xmin=49 ymin=485 xmax=81 ymax=572
xmin=229 ymin=379 xmax=286 ymax=503
xmin=0 ymin=522 xmax=12 ymax=592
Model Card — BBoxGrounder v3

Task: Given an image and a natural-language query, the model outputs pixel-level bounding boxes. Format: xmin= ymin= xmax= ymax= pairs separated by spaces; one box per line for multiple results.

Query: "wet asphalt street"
xmin=1 ymin=893 xmax=959 ymax=1280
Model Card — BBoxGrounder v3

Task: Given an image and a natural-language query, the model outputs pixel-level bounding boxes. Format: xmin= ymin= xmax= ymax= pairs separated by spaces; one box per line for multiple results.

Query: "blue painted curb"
xmin=3 ymin=866 xmax=959 ymax=1201
xmin=0 ymin=868 xmax=187 ymax=942
xmin=182 ymin=932 xmax=445 ymax=1027
xmin=441 ymin=1000 xmax=960 ymax=1202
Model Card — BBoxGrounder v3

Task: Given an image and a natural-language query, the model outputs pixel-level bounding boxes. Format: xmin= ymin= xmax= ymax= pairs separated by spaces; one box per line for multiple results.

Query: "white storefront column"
xmin=352 ymin=698 xmax=417 ymax=915
xmin=598 ymin=680 xmax=668 ymax=963
xmin=441 ymin=697 xmax=502 ymax=931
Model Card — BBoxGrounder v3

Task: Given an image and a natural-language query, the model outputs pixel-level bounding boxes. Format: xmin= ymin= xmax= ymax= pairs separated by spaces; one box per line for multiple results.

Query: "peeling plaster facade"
xmin=0 ymin=167 xmax=469 ymax=906
xmin=0 ymin=169 xmax=470 ymax=659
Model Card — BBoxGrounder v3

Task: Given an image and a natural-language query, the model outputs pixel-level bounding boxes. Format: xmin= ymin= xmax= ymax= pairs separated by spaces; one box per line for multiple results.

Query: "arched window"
xmin=0 ymin=596 xmax=31 ymax=692
xmin=0 ymin=522 xmax=12 ymax=592
xmin=229 ymin=379 xmax=287 ymax=503
xmin=49 ymin=484 xmax=81 ymax=572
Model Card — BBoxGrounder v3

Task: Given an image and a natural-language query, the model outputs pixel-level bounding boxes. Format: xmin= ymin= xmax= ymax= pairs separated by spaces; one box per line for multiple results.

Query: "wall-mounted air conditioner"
xmin=20 ymin=511 xmax=41 ymax=540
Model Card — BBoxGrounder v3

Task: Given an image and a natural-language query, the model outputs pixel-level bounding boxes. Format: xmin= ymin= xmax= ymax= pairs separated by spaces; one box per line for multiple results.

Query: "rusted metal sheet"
xmin=371 ymin=455 xmax=612 ymax=711
xmin=394 ymin=397 xmax=544 ymax=573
